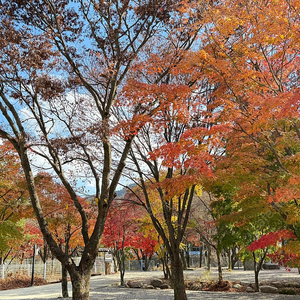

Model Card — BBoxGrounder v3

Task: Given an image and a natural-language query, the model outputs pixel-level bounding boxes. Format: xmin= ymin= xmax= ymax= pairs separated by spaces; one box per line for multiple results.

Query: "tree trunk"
xmin=1 ymin=257 xmax=4 ymax=280
xmin=170 ymin=250 xmax=187 ymax=300
xmin=112 ymin=255 xmax=118 ymax=273
xmin=116 ymin=250 xmax=126 ymax=286
xmin=199 ymin=246 xmax=203 ymax=268
xmin=143 ymin=255 xmax=151 ymax=271
xmin=120 ymin=266 xmax=125 ymax=286
xmin=161 ymin=258 xmax=167 ymax=279
xmin=161 ymin=252 xmax=170 ymax=279
xmin=61 ymin=264 xmax=69 ymax=298
xmin=120 ymin=255 xmax=125 ymax=286
xmin=228 ymin=248 xmax=232 ymax=270
xmin=43 ymin=261 xmax=47 ymax=280
xmin=231 ymin=246 xmax=238 ymax=269
xmin=180 ymin=250 xmax=187 ymax=270
xmin=185 ymin=248 xmax=190 ymax=268
xmin=254 ymin=268 xmax=259 ymax=292
xmin=61 ymin=224 xmax=70 ymax=297
xmin=253 ymin=254 xmax=260 ymax=292
xmin=216 ymin=251 xmax=223 ymax=284
xmin=69 ymin=270 xmax=91 ymax=300
xmin=207 ymin=245 xmax=211 ymax=271
xmin=252 ymin=250 xmax=267 ymax=292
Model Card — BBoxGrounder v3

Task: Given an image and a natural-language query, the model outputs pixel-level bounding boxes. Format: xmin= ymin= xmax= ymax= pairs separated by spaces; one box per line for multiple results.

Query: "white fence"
xmin=1 ymin=257 xmax=159 ymax=281
xmin=0 ymin=256 xmax=218 ymax=281
xmin=0 ymin=256 xmax=106 ymax=282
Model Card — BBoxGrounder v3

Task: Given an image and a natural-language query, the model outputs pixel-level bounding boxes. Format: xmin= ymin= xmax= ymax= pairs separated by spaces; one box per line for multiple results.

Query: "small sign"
xmin=105 ymin=254 xmax=113 ymax=262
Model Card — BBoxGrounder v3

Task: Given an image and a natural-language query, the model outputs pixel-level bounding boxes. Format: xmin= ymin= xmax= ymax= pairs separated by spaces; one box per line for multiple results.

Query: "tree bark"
xmin=161 ymin=251 xmax=170 ymax=279
xmin=120 ymin=254 xmax=125 ymax=286
xmin=62 ymin=224 xmax=70 ymax=297
xmin=43 ymin=261 xmax=47 ymax=280
xmin=216 ymin=251 xmax=223 ymax=284
xmin=185 ymin=248 xmax=190 ymax=268
xmin=199 ymin=246 xmax=203 ymax=268
xmin=231 ymin=246 xmax=238 ymax=269
xmin=69 ymin=269 xmax=92 ymax=300
xmin=143 ymin=255 xmax=149 ymax=271
xmin=207 ymin=245 xmax=211 ymax=271
xmin=252 ymin=250 xmax=267 ymax=292
xmin=170 ymin=250 xmax=187 ymax=300
xmin=1 ymin=257 xmax=4 ymax=280
xmin=227 ymin=248 xmax=232 ymax=270
xmin=61 ymin=264 xmax=69 ymax=298
xmin=116 ymin=249 xmax=126 ymax=286
xmin=112 ymin=251 xmax=118 ymax=273
xmin=254 ymin=268 xmax=259 ymax=292
xmin=180 ymin=250 xmax=187 ymax=270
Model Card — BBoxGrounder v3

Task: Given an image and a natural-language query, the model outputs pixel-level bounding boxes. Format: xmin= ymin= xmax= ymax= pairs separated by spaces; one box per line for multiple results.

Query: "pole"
xmin=31 ymin=245 xmax=36 ymax=286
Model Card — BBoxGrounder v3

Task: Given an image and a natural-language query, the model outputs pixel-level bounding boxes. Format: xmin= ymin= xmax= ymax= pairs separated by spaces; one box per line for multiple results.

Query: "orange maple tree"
xmin=197 ymin=0 xmax=300 ymax=254
xmin=118 ymin=34 xmax=227 ymax=298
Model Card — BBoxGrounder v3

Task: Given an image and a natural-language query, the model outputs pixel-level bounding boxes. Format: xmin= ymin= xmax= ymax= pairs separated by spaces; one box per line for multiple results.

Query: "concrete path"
xmin=1 ymin=267 xmax=300 ymax=300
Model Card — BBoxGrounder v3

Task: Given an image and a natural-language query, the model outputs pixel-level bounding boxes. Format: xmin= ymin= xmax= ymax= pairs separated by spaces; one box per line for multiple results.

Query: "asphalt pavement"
xmin=1 ymin=268 xmax=300 ymax=300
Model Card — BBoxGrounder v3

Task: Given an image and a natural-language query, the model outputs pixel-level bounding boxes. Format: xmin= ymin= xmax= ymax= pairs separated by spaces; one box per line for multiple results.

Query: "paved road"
xmin=1 ymin=268 xmax=300 ymax=300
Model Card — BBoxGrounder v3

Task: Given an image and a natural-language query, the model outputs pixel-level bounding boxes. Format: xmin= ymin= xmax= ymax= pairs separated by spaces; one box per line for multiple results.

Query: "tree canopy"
xmin=0 ymin=1 xmax=300 ymax=299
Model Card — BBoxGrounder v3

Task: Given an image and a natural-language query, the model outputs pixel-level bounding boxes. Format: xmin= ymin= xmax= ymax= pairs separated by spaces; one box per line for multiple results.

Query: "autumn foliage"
xmin=197 ymin=0 xmax=300 ymax=270
xmin=247 ymin=230 xmax=296 ymax=252
xmin=102 ymin=201 xmax=158 ymax=257
xmin=0 ymin=1 xmax=300 ymax=299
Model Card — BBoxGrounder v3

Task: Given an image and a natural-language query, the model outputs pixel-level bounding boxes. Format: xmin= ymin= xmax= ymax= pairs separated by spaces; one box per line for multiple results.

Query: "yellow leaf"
xmin=195 ymin=185 xmax=202 ymax=196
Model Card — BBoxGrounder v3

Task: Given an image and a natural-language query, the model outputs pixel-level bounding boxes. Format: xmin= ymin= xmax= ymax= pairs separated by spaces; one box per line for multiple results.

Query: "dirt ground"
xmin=1 ymin=267 xmax=300 ymax=296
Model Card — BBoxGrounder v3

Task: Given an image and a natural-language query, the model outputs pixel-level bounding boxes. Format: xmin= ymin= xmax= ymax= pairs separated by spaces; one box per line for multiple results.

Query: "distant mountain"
xmin=115 ymin=184 xmax=136 ymax=199
xmin=84 ymin=184 xmax=136 ymax=202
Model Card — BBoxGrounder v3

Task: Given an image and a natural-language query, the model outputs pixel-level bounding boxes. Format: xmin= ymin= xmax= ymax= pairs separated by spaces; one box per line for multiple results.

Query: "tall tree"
xmin=0 ymin=1 xmax=198 ymax=299
xmin=200 ymin=0 xmax=300 ymax=247
xmin=121 ymin=45 xmax=224 ymax=299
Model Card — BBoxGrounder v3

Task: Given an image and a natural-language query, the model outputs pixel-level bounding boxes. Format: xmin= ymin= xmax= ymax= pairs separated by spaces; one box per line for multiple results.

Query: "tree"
xmin=247 ymin=229 xmax=295 ymax=291
xmin=121 ymin=43 xmax=224 ymax=299
xmin=102 ymin=198 xmax=159 ymax=279
xmin=128 ymin=205 xmax=159 ymax=271
xmin=35 ymin=173 xmax=89 ymax=297
xmin=131 ymin=231 xmax=158 ymax=271
xmin=101 ymin=201 xmax=135 ymax=286
xmin=198 ymin=0 xmax=300 ymax=260
xmin=189 ymin=191 xmax=229 ymax=283
xmin=0 ymin=141 xmax=30 ymax=268
xmin=0 ymin=1 xmax=193 ymax=299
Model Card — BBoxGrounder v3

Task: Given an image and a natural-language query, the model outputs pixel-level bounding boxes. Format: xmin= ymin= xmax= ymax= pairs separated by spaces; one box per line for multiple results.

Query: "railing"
xmin=0 ymin=255 xmax=223 ymax=281
xmin=0 ymin=257 xmax=105 ymax=282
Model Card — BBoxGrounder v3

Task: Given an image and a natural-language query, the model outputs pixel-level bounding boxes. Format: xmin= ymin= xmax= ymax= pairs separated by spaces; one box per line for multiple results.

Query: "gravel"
xmin=2 ymin=268 xmax=300 ymax=300
xmin=27 ymin=287 xmax=300 ymax=300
